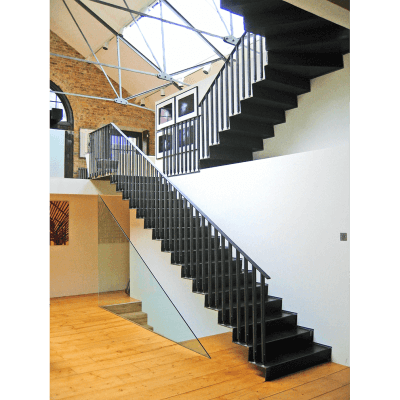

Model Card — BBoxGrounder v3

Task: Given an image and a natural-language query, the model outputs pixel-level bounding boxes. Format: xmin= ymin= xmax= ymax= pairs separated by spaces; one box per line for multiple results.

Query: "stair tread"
xmin=258 ymin=342 xmax=331 ymax=368
xmin=251 ymin=326 xmax=312 ymax=346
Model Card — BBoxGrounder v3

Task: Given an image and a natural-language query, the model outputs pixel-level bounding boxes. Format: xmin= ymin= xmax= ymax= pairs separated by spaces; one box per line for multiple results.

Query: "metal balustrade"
xmin=158 ymin=31 xmax=266 ymax=177
xmin=88 ymin=122 xmax=272 ymax=365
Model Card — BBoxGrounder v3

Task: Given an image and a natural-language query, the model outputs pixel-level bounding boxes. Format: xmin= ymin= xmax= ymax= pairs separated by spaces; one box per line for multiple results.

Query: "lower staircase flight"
xmin=88 ymin=123 xmax=332 ymax=381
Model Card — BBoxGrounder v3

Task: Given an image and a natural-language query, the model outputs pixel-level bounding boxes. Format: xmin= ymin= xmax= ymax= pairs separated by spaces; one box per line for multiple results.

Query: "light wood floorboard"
xmin=50 ymin=294 xmax=349 ymax=400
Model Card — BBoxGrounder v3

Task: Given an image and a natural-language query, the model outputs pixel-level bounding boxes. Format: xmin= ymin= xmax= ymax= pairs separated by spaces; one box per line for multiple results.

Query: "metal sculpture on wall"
xmin=50 ymin=201 xmax=69 ymax=245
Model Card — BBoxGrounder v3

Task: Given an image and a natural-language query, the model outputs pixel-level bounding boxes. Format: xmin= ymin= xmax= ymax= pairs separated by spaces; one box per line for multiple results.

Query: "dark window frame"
xmin=50 ymin=81 xmax=74 ymax=130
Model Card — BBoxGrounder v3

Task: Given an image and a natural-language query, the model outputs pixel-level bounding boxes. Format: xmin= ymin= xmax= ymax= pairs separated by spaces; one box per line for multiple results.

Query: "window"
xmin=50 ymin=81 xmax=74 ymax=130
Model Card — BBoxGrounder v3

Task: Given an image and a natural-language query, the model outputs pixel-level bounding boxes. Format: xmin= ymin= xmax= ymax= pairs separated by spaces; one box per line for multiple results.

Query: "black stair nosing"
xmin=266 ymin=64 xmax=344 ymax=80
xmin=257 ymin=342 xmax=332 ymax=370
xmin=230 ymin=294 xmax=282 ymax=309
xmin=263 ymin=26 xmax=349 ymax=54
xmin=250 ymin=326 xmax=313 ymax=347
xmin=220 ymin=126 xmax=275 ymax=140
xmin=209 ymin=144 xmax=254 ymax=161
xmin=221 ymin=0 xmax=287 ymax=16
xmin=246 ymin=18 xmax=334 ymax=41
xmin=233 ymin=310 xmax=298 ymax=330
xmin=218 ymin=131 xmax=264 ymax=150
xmin=243 ymin=8 xmax=328 ymax=37
xmin=268 ymin=51 xmax=345 ymax=68
xmin=258 ymin=67 xmax=311 ymax=95
xmin=248 ymin=86 xmax=298 ymax=110
xmin=231 ymin=106 xmax=286 ymax=125
xmin=199 ymin=158 xmax=244 ymax=169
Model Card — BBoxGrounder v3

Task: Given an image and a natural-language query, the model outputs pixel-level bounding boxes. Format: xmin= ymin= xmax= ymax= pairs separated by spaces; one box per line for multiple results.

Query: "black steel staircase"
xmin=88 ymin=123 xmax=332 ymax=380
xmin=196 ymin=0 xmax=350 ymax=169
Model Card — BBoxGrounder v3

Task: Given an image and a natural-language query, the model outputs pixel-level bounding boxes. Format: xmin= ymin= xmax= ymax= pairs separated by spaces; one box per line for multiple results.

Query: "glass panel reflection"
xmin=98 ymin=196 xmax=209 ymax=358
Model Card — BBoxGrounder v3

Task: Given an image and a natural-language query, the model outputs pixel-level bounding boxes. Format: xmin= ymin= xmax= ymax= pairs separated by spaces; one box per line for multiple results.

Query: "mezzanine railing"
xmin=158 ymin=31 xmax=266 ymax=176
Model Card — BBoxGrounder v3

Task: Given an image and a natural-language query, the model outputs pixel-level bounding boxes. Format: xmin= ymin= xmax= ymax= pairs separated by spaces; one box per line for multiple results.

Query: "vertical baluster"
xmin=171 ymin=187 xmax=175 ymax=260
xmin=158 ymin=171 xmax=162 ymax=239
xmin=236 ymin=250 xmax=241 ymax=342
xmin=163 ymin=178 xmax=167 ymax=243
xmin=186 ymin=119 xmax=193 ymax=172
xmin=228 ymin=242 xmax=233 ymax=325
xmin=247 ymin=32 xmax=251 ymax=97
xmin=178 ymin=192 xmax=182 ymax=264
xmin=225 ymin=58 xmax=229 ymax=128
xmin=241 ymin=35 xmax=245 ymax=100
xmin=259 ymin=35 xmax=264 ymax=81
xmin=261 ymin=274 xmax=266 ymax=365
xmin=146 ymin=162 xmax=148 ymax=224
xmin=220 ymin=67 xmax=224 ymax=131
xmin=208 ymin=222 xmax=212 ymax=306
xmin=230 ymin=53 xmax=234 ymax=116
xmin=253 ymin=33 xmax=257 ymax=83
xmin=176 ymin=124 xmax=180 ymax=176
xmin=155 ymin=170 xmax=159 ymax=237
xmin=163 ymin=129 xmax=166 ymax=175
xmin=152 ymin=166 xmax=155 ymax=229
xmin=183 ymin=198 xmax=188 ymax=277
xmin=186 ymin=120 xmax=190 ymax=174
xmin=252 ymin=266 xmax=257 ymax=363
xmin=236 ymin=43 xmax=240 ymax=114
xmin=172 ymin=125 xmax=175 ymax=176
xmin=195 ymin=209 xmax=200 ymax=291
xmin=169 ymin=127 xmax=173 ymax=177
xmin=210 ymin=86 xmax=214 ymax=146
xmin=244 ymin=259 xmax=249 ymax=344
xmin=169 ymin=184 xmax=173 ymax=251
xmin=201 ymin=215 xmax=206 ymax=293
xmin=214 ymin=229 xmax=219 ymax=309
xmin=221 ymin=236 xmax=226 ymax=323
xmin=205 ymin=97 xmax=209 ymax=157
xmin=189 ymin=204 xmax=194 ymax=277
xmin=215 ymin=81 xmax=219 ymax=144
xmin=195 ymin=116 xmax=200 ymax=172
xmin=201 ymin=102 xmax=205 ymax=160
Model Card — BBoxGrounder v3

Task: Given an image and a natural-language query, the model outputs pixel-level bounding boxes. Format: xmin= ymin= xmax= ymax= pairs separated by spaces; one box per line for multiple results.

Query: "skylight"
xmin=122 ymin=0 xmax=244 ymax=81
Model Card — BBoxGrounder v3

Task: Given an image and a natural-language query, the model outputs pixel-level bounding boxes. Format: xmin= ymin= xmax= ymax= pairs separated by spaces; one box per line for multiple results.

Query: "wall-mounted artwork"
xmin=50 ymin=201 xmax=69 ymax=246
xmin=156 ymin=130 xmax=172 ymax=159
xmin=175 ymin=87 xmax=198 ymax=123
xmin=156 ymin=98 xmax=175 ymax=130
xmin=156 ymin=121 xmax=196 ymax=159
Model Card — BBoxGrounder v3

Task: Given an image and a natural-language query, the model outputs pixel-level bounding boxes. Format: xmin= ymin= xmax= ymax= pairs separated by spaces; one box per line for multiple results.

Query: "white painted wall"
xmin=168 ymin=144 xmax=350 ymax=366
xmin=254 ymin=53 xmax=350 ymax=159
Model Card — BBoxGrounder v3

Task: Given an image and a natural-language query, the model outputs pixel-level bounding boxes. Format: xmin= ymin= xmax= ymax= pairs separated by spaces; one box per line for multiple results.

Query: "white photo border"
xmin=156 ymin=98 xmax=175 ymax=130
xmin=175 ymin=87 xmax=198 ymax=123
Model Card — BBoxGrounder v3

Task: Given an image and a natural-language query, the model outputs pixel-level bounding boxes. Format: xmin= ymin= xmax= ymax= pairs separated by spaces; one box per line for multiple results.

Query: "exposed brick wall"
xmin=50 ymin=31 xmax=155 ymax=178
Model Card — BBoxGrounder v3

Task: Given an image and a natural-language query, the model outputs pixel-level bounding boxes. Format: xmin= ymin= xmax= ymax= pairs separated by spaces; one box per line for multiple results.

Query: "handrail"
xmin=90 ymin=122 xmax=270 ymax=280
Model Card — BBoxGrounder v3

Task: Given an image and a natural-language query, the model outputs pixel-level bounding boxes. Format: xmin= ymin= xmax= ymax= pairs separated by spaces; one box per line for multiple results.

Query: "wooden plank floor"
xmin=50 ymin=294 xmax=350 ymax=400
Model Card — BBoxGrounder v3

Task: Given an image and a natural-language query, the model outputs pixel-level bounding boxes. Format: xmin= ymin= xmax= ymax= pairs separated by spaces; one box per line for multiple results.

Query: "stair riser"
xmin=250 ymin=86 xmax=298 ymax=110
xmin=165 ymin=236 xmax=221 ymax=254
xmin=191 ymin=269 xmax=250 ymax=291
xmin=248 ymin=331 xmax=314 ymax=364
xmin=152 ymin=228 xmax=212 ymax=241
xmin=228 ymin=119 xmax=275 ymax=138
xmin=264 ymin=347 xmax=332 ymax=381
xmin=258 ymin=67 xmax=311 ymax=95
xmin=233 ymin=313 xmax=298 ymax=344
xmin=172 ymin=248 xmax=231 ymax=263
xmin=218 ymin=298 xmax=283 ymax=326
xmin=232 ymin=108 xmax=285 ymax=125
xmin=182 ymin=259 xmax=243 ymax=279
xmin=205 ymin=285 xmax=268 ymax=308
